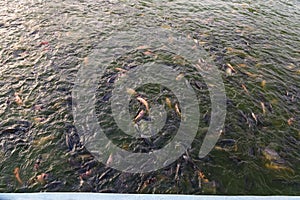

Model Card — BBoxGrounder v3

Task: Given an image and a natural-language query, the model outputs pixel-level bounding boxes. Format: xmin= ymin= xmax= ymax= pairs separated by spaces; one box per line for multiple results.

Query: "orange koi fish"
xmin=14 ymin=167 xmax=23 ymax=185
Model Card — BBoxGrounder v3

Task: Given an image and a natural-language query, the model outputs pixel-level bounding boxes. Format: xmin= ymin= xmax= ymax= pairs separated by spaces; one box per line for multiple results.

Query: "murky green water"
xmin=0 ymin=0 xmax=299 ymax=195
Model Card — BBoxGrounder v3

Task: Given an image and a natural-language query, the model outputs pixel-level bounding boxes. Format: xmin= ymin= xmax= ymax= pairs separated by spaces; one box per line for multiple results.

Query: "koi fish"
xmin=260 ymin=102 xmax=266 ymax=115
xmin=241 ymin=84 xmax=249 ymax=94
xmin=39 ymin=41 xmax=49 ymax=46
xmin=85 ymin=169 xmax=92 ymax=176
xmin=262 ymin=147 xmax=282 ymax=162
xmin=78 ymin=154 xmax=93 ymax=161
xmin=14 ymin=167 xmax=23 ymax=185
xmin=265 ymin=163 xmax=294 ymax=174
xmin=165 ymin=97 xmax=172 ymax=109
xmin=126 ymin=88 xmax=137 ymax=96
xmin=198 ymin=171 xmax=209 ymax=183
xmin=175 ymin=103 xmax=181 ymax=117
xmin=34 ymin=117 xmax=45 ymax=123
xmin=251 ymin=112 xmax=257 ymax=124
xmin=137 ymin=97 xmax=149 ymax=112
xmin=237 ymin=63 xmax=247 ymax=68
xmin=243 ymin=71 xmax=260 ymax=78
xmin=176 ymin=73 xmax=185 ymax=81
xmin=36 ymin=173 xmax=48 ymax=184
xmin=143 ymin=51 xmax=153 ymax=56
xmin=32 ymin=104 xmax=43 ymax=111
xmin=65 ymin=133 xmax=74 ymax=151
xmin=161 ymin=24 xmax=171 ymax=29
xmin=134 ymin=110 xmax=145 ymax=123
xmin=34 ymin=157 xmax=42 ymax=171
xmin=115 ymin=67 xmax=127 ymax=73
xmin=106 ymin=153 xmax=113 ymax=166
xmin=175 ymin=163 xmax=180 ymax=181
xmin=79 ymin=175 xmax=84 ymax=187
xmin=33 ymin=135 xmax=55 ymax=146
xmin=226 ymin=63 xmax=236 ymax=73
xmin=14 ymin=92 xmax=23 ymax=106
xmin=288 ymin=117 xmax=294 ymax=126
xmin=225 ymin=67 xmax=233 ymax=76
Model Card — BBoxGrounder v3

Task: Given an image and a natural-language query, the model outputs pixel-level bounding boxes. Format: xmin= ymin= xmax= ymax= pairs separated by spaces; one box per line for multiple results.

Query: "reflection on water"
xmin=0 ymin=0 xmax=299 ymax=195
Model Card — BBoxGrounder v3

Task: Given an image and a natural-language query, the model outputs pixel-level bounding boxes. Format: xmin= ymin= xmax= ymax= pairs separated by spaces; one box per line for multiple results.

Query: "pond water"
xmin=0 ymin=0 xmax=299 ymax=195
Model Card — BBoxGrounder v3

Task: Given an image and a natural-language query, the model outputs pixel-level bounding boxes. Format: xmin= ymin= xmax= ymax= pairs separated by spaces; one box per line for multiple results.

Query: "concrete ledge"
xmin=0 ymin=193 xmax=299 ymax=200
